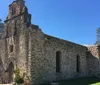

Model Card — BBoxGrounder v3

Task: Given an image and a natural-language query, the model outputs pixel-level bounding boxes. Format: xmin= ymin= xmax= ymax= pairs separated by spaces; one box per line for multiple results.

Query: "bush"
xmin=14 ymin=76 xmax=24 ymax=84
xmin=14 ymin=67 xmax=24 ymax=85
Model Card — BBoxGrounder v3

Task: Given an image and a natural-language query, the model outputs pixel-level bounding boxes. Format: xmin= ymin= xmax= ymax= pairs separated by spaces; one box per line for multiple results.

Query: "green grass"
xmin=40 ymin=77 xmax=100 ymax=85
xmin=90 ymin=82 xmax=100 ymax=85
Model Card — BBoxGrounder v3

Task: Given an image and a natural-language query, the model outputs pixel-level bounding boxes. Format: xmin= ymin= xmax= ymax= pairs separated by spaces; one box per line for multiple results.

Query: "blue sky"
xmin=0 ymin=0 xmax=100 ymax=45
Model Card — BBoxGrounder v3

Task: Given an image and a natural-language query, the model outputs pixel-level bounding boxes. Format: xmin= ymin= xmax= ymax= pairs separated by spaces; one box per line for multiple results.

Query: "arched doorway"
xmin=7 ymin=62 xmax=14 ymax=83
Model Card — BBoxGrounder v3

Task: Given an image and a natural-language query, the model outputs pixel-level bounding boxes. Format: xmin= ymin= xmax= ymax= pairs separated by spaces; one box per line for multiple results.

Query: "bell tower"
xmin=4 ymin=0 xmax=31 ymax=37
xmin=7 ymin=0 xmax=30 ymax=19
xmin=3 ymin=0 xmax=31 ymax=75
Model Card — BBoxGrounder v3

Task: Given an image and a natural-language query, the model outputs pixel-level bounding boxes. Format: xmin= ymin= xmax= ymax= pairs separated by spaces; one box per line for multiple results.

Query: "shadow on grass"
xmin=40 ymin=77 xmax=100 ymax=85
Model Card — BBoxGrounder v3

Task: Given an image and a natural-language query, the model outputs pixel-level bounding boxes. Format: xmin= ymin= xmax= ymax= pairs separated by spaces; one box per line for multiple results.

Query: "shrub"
xmin=14 ymin=67 xmax=24 ymax=85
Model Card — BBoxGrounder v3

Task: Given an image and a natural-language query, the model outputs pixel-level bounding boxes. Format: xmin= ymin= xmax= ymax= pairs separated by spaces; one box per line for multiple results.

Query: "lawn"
xmin=40 ymin=77 xmax=100 ymax=85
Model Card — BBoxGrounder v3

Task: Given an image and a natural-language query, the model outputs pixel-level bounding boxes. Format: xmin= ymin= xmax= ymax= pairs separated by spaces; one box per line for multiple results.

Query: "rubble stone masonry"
xmin=0 ymin=0 xmax=100 ymax=85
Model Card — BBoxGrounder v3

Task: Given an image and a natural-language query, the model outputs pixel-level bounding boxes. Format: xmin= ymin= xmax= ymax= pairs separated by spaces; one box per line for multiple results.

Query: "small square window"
xmin=10 ymin=45 xmax=13 ymax=53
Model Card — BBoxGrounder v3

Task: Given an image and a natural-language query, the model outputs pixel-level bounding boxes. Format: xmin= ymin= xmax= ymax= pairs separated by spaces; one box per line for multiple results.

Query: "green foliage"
xmin=14 ymin=66 xmax=31 ymax=85
xmin=95 ymin=27 xmax=100 ymax=45
xmin=14 ymin=77 xmax=24 ymax=84
xmin=95 ymin=41 xmax=100 ymax=45
xmin=14 ymin=67 xmax=24 ymax=85
xmin=0 ymin=19 xmax=4 ymax=33
xmin=0 ymin=19 xmax=3 ymax=27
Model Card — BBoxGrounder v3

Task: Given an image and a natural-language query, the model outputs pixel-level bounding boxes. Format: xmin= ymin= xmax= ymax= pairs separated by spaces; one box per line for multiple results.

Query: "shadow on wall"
xmin=86 ymin=49 xmax=100 ymax=77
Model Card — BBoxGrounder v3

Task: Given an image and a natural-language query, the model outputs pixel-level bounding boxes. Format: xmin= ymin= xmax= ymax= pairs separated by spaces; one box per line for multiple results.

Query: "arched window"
xmin=76 ymin=55 xmax=80 ymax=73
xmin=56 ymin=51 xmax=61 ymax=73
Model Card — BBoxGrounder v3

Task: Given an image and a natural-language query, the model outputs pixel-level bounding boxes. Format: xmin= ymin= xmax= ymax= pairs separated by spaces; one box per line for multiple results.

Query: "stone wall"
xmin=17 ymin=28 xmax=29 ymax=73
xmin=0 ymin=39 xmax=7 ymax=83
xmin=0 ymin=39 xmax=6 ymax=66
xmin=29 ymin=25 xmax=45 ymax=85
xmin=1 ymin=0 xmax=32 ymax=77
xmin=29 ymin=27 xmax=88 ymax=85
xmin=1 ymin=0 xmax=100 ymax=85
xmin=87 ymin=46 xmax=100 ymax=77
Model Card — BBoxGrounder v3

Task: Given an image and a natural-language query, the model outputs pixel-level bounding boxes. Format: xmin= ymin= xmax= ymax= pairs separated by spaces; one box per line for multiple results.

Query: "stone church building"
xmin=0 ymin=0 xmax=100 ymax=85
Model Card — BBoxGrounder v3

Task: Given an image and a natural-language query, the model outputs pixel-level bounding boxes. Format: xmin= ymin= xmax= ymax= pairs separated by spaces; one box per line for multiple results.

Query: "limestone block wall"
xmin=29 ymin=27 xmax=88 ymax=85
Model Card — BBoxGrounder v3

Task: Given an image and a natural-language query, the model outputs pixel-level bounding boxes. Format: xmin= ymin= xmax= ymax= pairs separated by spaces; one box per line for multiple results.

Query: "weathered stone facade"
xmin=0 ymin=0 xmax=100 ymax=85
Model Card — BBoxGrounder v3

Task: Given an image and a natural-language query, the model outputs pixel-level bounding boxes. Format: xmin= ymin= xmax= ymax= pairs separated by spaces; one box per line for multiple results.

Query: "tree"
xmin=95 ymin=27 xmax=100 ymax=45
xmin=0 ymin=19 xmax=4 ymax=33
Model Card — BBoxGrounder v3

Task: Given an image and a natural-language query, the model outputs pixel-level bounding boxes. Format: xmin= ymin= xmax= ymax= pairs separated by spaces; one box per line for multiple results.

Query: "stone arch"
xmin=7 ymin=62 xmax=14 ymax=83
